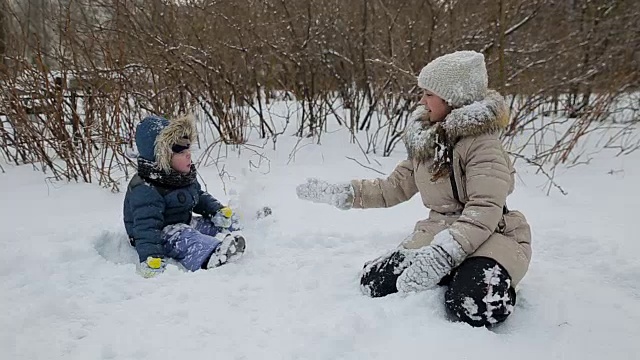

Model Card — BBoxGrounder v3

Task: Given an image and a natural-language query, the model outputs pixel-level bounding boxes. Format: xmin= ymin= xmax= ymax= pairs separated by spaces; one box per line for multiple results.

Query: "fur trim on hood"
xmin=155 ymin=114 xmax=197 ymax=172
xmin=441 ymin=89 xmax=509 ymax=139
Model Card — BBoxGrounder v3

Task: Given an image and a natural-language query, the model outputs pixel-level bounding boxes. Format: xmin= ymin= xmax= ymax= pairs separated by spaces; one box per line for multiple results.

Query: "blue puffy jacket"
xmin=123 ymin=175 xmax=224 ymax=261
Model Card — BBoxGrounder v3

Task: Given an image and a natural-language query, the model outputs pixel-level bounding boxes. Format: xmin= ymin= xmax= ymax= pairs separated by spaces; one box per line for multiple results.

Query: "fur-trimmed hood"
xmin=135 ymin=114 xmax=197 ymax=172
xmin=403 ymin=89 xmax=509 ymax=165
xmin=441 ymin=89 xmax=509 ymax=139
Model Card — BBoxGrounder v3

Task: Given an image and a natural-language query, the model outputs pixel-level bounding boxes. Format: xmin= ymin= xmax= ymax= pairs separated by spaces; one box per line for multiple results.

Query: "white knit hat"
xmin=417 ymin=50 xmax=488 ymax=108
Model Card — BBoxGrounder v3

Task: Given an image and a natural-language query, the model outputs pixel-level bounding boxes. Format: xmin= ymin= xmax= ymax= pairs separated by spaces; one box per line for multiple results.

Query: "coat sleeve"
xmin=350 ymin=159 xmax=419 ymax=209
xmin=448 ymin=137 xmax=511 ymax=255
xmin=129 ymin=184 xmax=166 ymax=261
xmin=193 ymin=180 xmax=224 ymax=217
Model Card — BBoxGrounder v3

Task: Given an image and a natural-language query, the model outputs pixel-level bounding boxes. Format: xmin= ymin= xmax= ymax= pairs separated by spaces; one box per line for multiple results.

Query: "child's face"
xmin=419 ymin=90 xmax=452 ymax=123
xmin=171 ymin=149 xmax=192 ymax=174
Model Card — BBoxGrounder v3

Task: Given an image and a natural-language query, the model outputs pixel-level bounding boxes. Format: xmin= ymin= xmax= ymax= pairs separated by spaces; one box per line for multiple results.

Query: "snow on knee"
xmin=462 ymin=296 xmax=483 ymax=322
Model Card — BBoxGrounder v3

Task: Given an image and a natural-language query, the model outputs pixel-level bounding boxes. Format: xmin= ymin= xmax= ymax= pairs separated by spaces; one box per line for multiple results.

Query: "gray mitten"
xmin=396 ymin=229 xmax=467 ymax=293
xmin=296 ymin=178 xmax=354 ymax=210
xmin=212 ymin=211 xmax=233 ymax=228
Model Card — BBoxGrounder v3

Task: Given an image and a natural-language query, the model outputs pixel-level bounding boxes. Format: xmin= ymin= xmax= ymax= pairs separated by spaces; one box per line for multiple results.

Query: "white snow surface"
xmin=1 ymin=120 xmax=639 ymax=359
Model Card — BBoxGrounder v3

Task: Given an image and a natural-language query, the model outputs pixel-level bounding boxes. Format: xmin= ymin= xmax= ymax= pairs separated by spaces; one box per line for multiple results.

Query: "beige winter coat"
xmin=351 ymin=90 xmax=531 ymax=286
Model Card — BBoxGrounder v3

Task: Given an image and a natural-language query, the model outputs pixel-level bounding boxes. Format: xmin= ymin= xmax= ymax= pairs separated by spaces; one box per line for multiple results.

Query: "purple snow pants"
xmin=161 ymin=217 xmax=226 ymax=271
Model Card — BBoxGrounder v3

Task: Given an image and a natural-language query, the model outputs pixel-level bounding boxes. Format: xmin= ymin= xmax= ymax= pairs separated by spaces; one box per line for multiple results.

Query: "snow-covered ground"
xmin=1 ymin=115 xmax=638 ymax=359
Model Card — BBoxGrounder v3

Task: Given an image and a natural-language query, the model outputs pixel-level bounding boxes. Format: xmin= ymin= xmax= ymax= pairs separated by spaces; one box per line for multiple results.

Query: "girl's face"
xmin=171 ymin=149 xmax=192 ymax=174
xmin=419 ymin=90 xmax=452 ymax=123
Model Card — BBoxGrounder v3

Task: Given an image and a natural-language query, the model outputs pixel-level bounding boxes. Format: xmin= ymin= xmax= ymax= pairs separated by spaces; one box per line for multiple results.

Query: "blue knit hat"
xmin=135 ymin=114 xmax=197 ymax=172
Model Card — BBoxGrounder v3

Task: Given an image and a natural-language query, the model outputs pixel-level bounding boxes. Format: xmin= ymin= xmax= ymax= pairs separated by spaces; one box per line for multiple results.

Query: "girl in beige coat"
xmin=296 ymin=50 xmax=532 ymax=328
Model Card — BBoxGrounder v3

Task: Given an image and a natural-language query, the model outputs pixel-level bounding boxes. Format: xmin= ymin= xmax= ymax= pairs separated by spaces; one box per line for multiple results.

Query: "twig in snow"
xmin=242 ymin=143 xmax=272 ymax=175
xmin=509 ymin=151 xmax=568 ymax=196
xmin=287 ymin=137 xmax=314 ymax=165
xmin=346 ymin=156 xmax=386 ymax=176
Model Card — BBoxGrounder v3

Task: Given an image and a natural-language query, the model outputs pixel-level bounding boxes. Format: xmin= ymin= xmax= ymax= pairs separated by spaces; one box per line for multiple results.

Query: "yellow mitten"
xmin=137 ymin=256 xmax=166 ymax=278
xmin=212 ymin=207 xmax=234 ymax=228
xmin=146 ymin=257 xmax=163 ymax=269
xmin=220 ymin=207 xmax=233 ymax=218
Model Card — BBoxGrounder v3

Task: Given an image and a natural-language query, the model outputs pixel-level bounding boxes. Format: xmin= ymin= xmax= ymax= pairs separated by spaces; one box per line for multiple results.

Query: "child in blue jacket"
xmin=123 ymin=114 xmax=245 ymax=278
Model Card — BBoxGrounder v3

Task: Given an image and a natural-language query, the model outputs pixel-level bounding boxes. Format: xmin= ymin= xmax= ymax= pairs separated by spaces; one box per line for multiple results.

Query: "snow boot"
xmin=360 ymin=250 xmax=411 ymax=297
xmin=206 ymin=232 xmax=246 ymax=268
xmin=444 ymin=257 xmax=516 ymax=327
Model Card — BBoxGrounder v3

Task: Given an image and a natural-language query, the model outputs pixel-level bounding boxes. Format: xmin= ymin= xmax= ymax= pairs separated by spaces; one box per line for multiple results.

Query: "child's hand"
xmin=212 ymin=207 xmax=234 ymax=228
xmin=396 ymin=229 xmax=467 ymax=293
xmin=137 ymin=256 xmax=166 ymax=278
xmin=296 ymin=178 xmax=354 ymax=210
